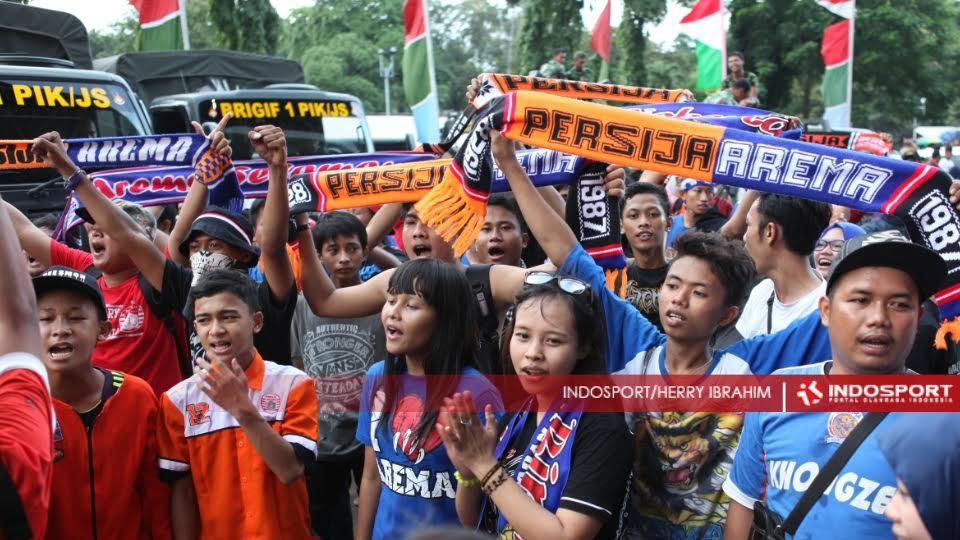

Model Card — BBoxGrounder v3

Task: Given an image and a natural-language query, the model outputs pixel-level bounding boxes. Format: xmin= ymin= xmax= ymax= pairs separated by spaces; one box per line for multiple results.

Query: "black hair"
xmin=250 ymin=198 xmax=267 ymax=226
xmin=31 ymin=213 xmax=59 ymax=230
xmin=621 ymin=182 xmax=670 ymax=216
xmin=187 ymin=268 xmax=260 ymax=314
xmin=756 ymin=193 xmax=832 ymax=256
xmin=312 ymin=211 xmax=368 ymax=251
xmin=500 ymin=277 xmax=607 ymax=377
xmin=732 ymin=79 xmax=752 ymax=92
xmin=729 ymin=51 xmax=745 ymax=61
xmin=671 ymin=231 xmax=756 ymax=306
xmin=486 ymin=193 xmax=527 ymax=233
xmin=378 ymin=259 xmax=479 ymax=444
xmin=553 ymin=47 xmax=566 ymax=55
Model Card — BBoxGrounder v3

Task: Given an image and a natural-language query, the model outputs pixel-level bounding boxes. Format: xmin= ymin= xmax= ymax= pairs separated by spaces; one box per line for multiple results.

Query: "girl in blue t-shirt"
xmin=438 ymin=272 xmax=633 ymax=540
xmin=355 ymin=258 xmax=502 ymax=540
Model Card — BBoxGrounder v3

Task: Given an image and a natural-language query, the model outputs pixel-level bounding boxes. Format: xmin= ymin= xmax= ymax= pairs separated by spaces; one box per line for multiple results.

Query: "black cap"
xmin=827 ymin=230 xmax=947 ymax=299
xmin=32 ymin=266 xmax=107 ymax=321
xmin=177 ymin=206 xmax=260 ymax=269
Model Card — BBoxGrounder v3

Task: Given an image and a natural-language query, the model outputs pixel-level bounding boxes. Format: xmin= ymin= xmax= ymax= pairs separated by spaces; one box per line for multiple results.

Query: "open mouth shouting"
xmin=410 ymin=243 xmax=432 ymax=259
xmin=208 ymin=340 xmax=233 ymax=357
xmin=857 ymin=333 xmax=894 ymax=356
xmin=47 ymin=342 xmax=75 ymax=363
xmin=487 ymin=244 xmax=507 ymax=262
xmin=663 ymin=309 xmax=687 ymax=329
xmin=385 ymin=324 xmax=404 ymax=342
xmin=519 ymin=365 xmax=548 ymax=386
xmin=89 ymin=239 xmax=107 ymax=261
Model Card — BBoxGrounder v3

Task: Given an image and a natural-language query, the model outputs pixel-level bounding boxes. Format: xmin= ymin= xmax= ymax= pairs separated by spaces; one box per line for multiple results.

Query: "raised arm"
xmin=249 ymin=125 xmax=295 ymax=301
xmin=2 ymin=200 xmax=55 ymax=268
xmin=31 ymin=132 xmax=167 ymax=288
xmin=365 ymin=202 xmax=404 ymax=253
xmin=169 ymin=115 xmax=233 ymax=266
xmin=719 ymin=189 xmax=758 ymax=240
xmin=0 ymin=197 xmax=40 ymax=358
xmin=491 ymin=131 xmax=579 ymax=267
xmin=297 ymin=207 xmax=393 ymax=318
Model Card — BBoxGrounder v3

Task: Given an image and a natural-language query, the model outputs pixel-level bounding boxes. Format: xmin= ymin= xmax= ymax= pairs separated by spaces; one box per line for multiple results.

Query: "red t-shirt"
xmin=49 ymin=240 xmax=184 ymax=395
xmin=0 ymin=354 xmax=54 ymax=540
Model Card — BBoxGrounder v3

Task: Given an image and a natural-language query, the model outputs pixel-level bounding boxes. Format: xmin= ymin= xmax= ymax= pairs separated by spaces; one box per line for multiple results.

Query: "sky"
xmin=30 ymin=0 xmax=688 ymax=48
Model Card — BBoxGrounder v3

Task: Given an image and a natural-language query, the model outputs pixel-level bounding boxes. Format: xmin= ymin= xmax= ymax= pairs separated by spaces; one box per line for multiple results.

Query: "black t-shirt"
xmin=160 ymin=259 xmax=298 ymax=364
xmin=483 ymin=411 xmax=633 ymax=540
xmin=621 ymin=262 xmax=668 ymax=331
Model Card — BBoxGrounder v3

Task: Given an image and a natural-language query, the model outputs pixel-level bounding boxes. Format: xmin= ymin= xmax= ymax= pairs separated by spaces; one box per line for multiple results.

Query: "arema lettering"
xmin=377 ymin=459 xmax=456 ymax=499
xmin=714 ymin=140 xmax=892 ymax=204
xmin=75 ymin=136 xmax=194 ymax=165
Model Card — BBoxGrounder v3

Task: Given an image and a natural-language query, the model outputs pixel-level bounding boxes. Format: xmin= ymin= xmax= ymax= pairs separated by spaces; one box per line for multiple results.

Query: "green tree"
xmin=209 ymin=0 xmax=280 ymax=54
xmin=185 ymin=0 xmax=216 ymax=50
xmin=644 ymin=35 xmax=698 ymax=92
xmin=89 ymin=14 xmax=138 ymax=58
xmin=729 ymin=0 xmax=960 ymax=133
xmin=615 ymin=0 xmax=668 ymax=85
xmin=516 ymin=0 xmax=584 ymax=74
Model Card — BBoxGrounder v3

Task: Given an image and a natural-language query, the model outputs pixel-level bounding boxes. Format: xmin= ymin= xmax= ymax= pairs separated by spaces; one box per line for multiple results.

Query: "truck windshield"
xmin=198 ymin=98 xmax=371 ymax=159
xmin=0 ymin=79 xmax=147 ymax=140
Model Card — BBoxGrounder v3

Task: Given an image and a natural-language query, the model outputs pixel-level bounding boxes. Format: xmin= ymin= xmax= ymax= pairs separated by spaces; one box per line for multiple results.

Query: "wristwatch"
xmin=62 ymin=168 xmax=86 ymax=192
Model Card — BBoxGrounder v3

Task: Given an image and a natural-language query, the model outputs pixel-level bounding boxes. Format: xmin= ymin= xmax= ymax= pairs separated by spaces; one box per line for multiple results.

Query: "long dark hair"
xmin=499 ymin=277 xmax=608 ymax=377
xmin=378 ymin=258 xmax=479 ymax=444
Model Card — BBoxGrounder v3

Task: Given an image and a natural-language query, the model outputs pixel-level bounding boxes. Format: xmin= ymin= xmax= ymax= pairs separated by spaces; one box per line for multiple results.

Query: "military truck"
xmin=0 ymin=2 xmax=152 ymax=217
xmin=95 ymin=50 xmax=375 ymax=159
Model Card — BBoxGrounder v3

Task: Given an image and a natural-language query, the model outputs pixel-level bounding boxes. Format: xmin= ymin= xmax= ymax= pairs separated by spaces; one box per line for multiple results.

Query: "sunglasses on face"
xmin=815 ymin=239 xmax=845 ymax=252
xmin=523 ymin=271 xmax=590 ymax=295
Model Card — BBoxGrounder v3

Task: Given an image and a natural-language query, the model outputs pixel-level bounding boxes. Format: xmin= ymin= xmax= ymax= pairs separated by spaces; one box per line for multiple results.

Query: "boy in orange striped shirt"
xmin=157 ymin=269 xmax=318 ymax=539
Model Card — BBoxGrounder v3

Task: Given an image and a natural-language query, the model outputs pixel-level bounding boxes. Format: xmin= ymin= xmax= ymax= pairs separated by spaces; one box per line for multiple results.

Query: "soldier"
xmin=568 ymin=51 xmax=593 ymax=82
xmin=539 ymin=48 xmax=567 ymax=79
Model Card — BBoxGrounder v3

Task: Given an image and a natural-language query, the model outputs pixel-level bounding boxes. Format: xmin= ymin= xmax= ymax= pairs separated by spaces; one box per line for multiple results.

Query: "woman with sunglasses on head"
xmin=436 ymin=272 xmax=633 ymax=540
xmin=355 ymin=258 xmax=504 ymax=540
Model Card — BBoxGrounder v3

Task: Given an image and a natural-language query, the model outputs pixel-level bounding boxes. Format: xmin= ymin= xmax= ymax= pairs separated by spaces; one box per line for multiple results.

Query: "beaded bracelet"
xmin=479 ymin=461 xmax=503 ymax=488
xmin=454 ymin=471 xmax=480 ymax=487
xmin=63 ymin=168 xmax=85 ymax=192
xmin=482 ymin=468 xmax=509 ymax=496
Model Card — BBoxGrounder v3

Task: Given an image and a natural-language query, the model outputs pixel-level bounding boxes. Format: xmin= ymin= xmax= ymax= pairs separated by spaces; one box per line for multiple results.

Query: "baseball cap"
xmin=679 ymin=178 xmax=714 ymax=191
xmin=32 ymin=267 xmax=107 ymax=321
xmin=177 ymin=206 xmax=260 ymax=268
xmin=826 ymin=230 xmax=947 ymax=299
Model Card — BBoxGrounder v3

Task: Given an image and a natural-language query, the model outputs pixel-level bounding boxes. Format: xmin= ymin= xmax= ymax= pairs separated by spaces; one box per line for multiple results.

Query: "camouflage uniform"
xmin=539 ymin=59 xmax=567 ymax=79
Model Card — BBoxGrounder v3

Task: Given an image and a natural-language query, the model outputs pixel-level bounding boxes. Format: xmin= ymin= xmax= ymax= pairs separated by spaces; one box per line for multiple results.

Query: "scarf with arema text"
xmin=415 ymin=90 xmax=960 ymax=344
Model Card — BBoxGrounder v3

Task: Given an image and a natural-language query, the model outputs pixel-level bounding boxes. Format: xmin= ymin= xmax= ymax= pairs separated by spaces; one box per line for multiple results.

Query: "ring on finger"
xmin=458 ymin=415 xmax=472 ymax=426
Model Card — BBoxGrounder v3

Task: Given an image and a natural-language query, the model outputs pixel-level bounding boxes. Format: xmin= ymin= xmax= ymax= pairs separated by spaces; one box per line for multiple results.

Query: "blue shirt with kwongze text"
xmin=356 ymin=360 xmax=503 ymax=540
xmin=723 ymin=362 xmax=901 ymax=539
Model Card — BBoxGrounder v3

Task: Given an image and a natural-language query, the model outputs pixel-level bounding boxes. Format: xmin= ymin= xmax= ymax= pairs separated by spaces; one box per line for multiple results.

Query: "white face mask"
xmin=189 ymin=250 xmax=235 ymax=285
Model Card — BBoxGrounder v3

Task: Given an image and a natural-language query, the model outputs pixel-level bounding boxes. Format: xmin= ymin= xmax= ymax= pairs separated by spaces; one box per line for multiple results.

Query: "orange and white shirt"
xmin=157 ymin=351 xmax=318 ymax=540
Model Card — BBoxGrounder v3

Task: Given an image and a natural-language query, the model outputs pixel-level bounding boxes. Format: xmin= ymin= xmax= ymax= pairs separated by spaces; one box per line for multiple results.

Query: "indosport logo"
xmin=797 ymin=381 xmax=824 ymax=407
xmin=792 ymin=378 xmax=956 ymax=410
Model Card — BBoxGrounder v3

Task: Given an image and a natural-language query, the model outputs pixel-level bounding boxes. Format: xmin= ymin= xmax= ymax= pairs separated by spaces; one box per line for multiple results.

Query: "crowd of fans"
xmin=0 ymin=76 xmax=958 ymax=540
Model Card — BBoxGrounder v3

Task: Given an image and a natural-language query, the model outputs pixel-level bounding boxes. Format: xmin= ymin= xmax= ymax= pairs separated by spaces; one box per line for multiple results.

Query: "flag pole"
xmin=179 ymin=0 xmax=191 ymax=50
xmin=720 ymin=0 xmax=726 ymax=80
xmin=422 ymin=0 xmax=439 ymax=122
xmin=846 ymin=0 xmax=855 ymax=126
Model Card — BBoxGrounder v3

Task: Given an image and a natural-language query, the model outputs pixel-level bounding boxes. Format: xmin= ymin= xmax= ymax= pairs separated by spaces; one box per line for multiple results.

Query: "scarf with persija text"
xmin=415 ymin=90 xmax=960 ymax=344
xmin=423 ymin=73 xmax=693 ymax=155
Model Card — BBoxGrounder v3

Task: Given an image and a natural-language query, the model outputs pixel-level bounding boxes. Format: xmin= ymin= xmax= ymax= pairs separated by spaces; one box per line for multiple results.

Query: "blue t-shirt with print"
xmin=723 ymin=362 xmax=901 ymax=539
xmin=356 ymin=360 xmax=503 ymax=540
xmin=558 ymin=243 xmax=833 ymax=375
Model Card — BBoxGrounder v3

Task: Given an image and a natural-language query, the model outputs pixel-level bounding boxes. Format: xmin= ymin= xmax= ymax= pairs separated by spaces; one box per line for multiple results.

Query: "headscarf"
xmin=876 ymin=413 xmax=960 ymax=540
xmin=817 ymin=221 xmax=866 ymax=243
